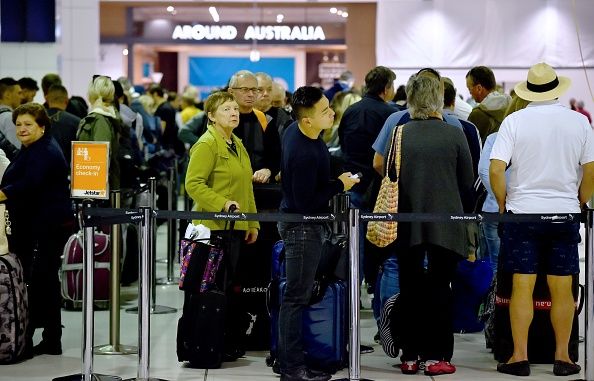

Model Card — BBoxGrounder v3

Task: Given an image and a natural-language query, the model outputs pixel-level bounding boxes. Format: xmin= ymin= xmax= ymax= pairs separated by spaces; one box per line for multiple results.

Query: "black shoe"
xmin=373 ymin=331 xmax=381 ymax=343
xmin=553 ymin=360 xmax=581 ymax=376
xmin=280 ymin=367 xmax=331 ymax=381
xmin=222 ymin=348 xmax=245 ymax=362
xmin=33 ymin=341 xmax=62 ymax=356
xmin=497 ymin=360 xmax=530 ymax=377
xmin=360 ymin=344 xmax=374 ymax=354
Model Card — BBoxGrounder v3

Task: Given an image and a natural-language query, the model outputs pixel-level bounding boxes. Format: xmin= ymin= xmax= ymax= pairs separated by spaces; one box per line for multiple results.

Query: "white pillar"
xmin=57 ymin=0 xmax=99 ymax=99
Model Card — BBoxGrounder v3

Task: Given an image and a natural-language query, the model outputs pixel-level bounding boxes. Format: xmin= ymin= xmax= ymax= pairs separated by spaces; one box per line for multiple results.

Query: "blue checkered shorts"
xmin=500 ymin=221 xmax=580 ymax=275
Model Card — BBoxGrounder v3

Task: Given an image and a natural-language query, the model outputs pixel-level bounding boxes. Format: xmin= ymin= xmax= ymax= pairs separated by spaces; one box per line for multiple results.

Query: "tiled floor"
xmin=0 ymin=225 xmax=589 ymax=381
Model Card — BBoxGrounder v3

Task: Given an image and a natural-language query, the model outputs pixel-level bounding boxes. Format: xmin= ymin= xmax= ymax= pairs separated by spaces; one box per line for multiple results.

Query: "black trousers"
xmin=14 ymin=222 xmax=73 ymax=345
xmin=397 ymin=244 xmax=461 ymax=362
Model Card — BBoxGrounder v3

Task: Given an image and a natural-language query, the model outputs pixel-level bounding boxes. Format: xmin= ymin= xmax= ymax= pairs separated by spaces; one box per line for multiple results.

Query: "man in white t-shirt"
xmin=490 ymin=63 xmax=594 ymax=377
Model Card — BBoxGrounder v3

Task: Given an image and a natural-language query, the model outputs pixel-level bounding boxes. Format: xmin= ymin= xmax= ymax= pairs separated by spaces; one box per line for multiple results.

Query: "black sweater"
xmin=280 ymin=122 xmax=343 ymax=214
xmin=1 ymin=134 xmax=72 ymax=239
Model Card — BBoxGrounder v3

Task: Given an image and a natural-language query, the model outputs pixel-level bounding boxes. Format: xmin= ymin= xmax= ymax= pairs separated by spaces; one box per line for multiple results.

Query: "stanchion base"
xmin=333 ymin=378 xmax=374 ymax=381
xmin=156 ymin=277 xmax=178 ymax=286
xmin=94 ymin=344 xmax=138 ymax=355
xmin=122 ymin=378 xmax=170 ymax=381
xmin=125 ymin=305 xmax=177 ymax=314
xmin=53 ymin=373 xmax=122 ymax=381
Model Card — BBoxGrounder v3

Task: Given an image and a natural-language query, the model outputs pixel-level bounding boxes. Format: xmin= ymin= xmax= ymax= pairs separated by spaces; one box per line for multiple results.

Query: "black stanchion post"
xmin=54 ymin=201 xmax=122 ymax=381
xmin=336 ymin=207 xmax=373 ymax=381
xmin=124 ymin=207 xmax=169 ymax=381
xmin=95 ymin=191 xmax=137 ymax=355
xmin=157 ymin=166 xmax=177 ymax=285
xmin=576 ymin=209 xmax=594 ymax=381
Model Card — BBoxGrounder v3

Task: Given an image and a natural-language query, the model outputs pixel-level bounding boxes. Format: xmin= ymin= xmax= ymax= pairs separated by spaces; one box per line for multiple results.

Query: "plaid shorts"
xmin=501 ymin=221 xmax=580 ymax=275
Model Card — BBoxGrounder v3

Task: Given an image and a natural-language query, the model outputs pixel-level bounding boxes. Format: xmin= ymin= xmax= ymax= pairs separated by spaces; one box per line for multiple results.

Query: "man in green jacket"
xmin=466 ymin=66 xmax=511 ymax=144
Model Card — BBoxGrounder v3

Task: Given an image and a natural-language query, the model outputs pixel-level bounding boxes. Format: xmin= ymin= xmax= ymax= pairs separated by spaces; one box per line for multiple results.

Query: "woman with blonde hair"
xmin=77 ymin=76 xmax=122 ymax=189
xmin=324 ymin=90 xmax=362 ymax=148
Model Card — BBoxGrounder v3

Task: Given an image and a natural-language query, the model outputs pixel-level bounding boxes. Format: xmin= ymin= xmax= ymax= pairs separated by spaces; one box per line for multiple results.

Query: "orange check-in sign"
xmin=71 ymin=141 xmax=110 ymax=199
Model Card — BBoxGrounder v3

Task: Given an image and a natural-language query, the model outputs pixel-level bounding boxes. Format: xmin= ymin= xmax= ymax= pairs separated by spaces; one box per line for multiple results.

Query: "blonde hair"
xmin=323 ymin=91 xmax=362 ymax=144
xmin=138 ymin=94 xmax=155 ymax=114
xmin=87 ymin=76 xmax=115 ymax=109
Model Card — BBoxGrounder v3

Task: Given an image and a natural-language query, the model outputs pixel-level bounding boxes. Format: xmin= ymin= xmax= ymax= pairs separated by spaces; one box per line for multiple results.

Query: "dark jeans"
xmin=397 ymin=244 xmax=461 ymax=362
xmin=277 ymin=222 xmax=329 ymax=371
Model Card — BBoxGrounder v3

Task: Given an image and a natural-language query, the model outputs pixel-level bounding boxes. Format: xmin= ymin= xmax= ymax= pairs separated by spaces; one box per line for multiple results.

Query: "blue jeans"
xmin=480 ymin=218 xmax=500 ymax=274
xmin=277 ymin=222 xmax=330 ymax=371
xmin=373 ymin=255 xmax=400 ymax=321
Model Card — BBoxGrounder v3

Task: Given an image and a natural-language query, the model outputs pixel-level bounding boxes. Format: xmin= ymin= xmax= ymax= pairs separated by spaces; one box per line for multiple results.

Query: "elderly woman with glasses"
xmin=391 ymin=74 xmax=474 ymax=376
xmin=0 ymin=103 xmax=74 ymax=357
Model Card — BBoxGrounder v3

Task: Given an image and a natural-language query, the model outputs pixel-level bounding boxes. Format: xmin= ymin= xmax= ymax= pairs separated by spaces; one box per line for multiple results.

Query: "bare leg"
xmin=547 ymin=275 xmax=575 ymax=363
xmin=508 ymin=273 xmax=537 ymax=363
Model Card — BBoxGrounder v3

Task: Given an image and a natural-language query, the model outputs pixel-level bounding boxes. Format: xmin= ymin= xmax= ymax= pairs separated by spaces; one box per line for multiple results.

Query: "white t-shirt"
xmin=490 ymin=100 xmax=594 ymax=213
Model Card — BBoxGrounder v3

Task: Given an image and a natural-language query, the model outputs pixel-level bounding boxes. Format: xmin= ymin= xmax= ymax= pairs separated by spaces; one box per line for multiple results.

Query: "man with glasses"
xmin=228 ymin=70 xmax=281 ymax=184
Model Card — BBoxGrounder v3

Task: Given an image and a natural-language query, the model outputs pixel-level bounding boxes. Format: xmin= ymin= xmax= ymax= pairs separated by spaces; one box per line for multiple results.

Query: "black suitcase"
xmin=236 ymin=221 xmax=278 ymax=351
xmin=493 ymin=262 xmax=583 ymax=363
xmin=177 ymin=290 xmax=226 ymax=369
xmin=176 ymin=216 xmax=236 ymax=368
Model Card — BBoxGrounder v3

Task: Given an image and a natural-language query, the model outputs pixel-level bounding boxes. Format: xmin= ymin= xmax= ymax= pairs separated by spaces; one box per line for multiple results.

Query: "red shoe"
xmin=424 ymin=360 xmax=456 ymax=376
xmin=400 ymin=360 xmax=419 ymax=374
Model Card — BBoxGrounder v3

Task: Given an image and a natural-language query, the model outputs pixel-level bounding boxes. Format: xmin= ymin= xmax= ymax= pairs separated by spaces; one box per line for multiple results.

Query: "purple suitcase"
xmin=60 ymin=231 xmax=110 ymax=309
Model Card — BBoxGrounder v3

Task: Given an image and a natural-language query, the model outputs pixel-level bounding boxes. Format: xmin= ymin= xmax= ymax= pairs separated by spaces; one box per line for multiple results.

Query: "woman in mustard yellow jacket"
xmin=185 ymin=90 xmax=259 ymax=361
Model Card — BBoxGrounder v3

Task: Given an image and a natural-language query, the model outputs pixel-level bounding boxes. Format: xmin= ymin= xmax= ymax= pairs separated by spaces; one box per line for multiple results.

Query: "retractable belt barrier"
xmin=79 ymin=206 xmax=594 ymax=381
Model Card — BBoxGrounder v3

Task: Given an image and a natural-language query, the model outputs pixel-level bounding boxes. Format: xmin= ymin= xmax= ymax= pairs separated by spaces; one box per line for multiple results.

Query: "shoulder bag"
xmin=366 ymin=125 xmax=403 ymax=248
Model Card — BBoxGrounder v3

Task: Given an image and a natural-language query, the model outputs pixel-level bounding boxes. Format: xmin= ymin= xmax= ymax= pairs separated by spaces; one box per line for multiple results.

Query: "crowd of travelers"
xmin=0 ymin=61 xmax=592 ymax=380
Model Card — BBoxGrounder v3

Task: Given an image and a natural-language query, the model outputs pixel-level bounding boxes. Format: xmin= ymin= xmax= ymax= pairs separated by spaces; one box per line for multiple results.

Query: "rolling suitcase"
xmin=268 ymin=240 xmax=348 ymax=373
xmin=177 ymin=219 xmax=235 ymax=368
xmin=60 ymin=230 xmax=110 ymax=310
xmin=270 ymin=279 xmax=348 ymax=373
xmin=236 ymin=221 xmax=278 ymax=351
xmin=176 ymin=290 xmax=226 ymax=369
xmin=0 ymin=253 xmax=28 ymax=364
xmin=493 ymin=251 xmax=583 ymax=363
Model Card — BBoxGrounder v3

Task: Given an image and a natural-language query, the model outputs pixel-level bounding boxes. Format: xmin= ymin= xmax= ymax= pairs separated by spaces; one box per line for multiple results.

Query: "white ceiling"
xmin=133 ymin=5 xmax=352 ymax=23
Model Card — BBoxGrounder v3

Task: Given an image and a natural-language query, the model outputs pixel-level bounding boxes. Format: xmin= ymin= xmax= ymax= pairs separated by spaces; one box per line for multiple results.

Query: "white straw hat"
xmin=514 ymin=62 xmax=571 ymax=102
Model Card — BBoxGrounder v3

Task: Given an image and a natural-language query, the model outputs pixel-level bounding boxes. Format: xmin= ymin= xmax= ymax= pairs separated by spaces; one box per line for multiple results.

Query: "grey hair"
xmin=406 ymin=74 xmax=443 ymax=119
xmin=228 ymin=70 xmax=256 ymax=88
xmin=255 ymin=72 xmax=273 ymax=82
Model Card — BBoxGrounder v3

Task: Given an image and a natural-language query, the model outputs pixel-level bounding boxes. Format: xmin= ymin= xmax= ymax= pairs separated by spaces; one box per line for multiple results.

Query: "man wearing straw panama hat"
xmin=490 ymin=62 xmax=594 ymax=377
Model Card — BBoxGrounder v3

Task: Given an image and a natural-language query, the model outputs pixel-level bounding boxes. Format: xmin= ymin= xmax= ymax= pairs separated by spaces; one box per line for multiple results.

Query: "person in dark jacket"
xmin=46 ymin=84 xmax=80 ymax=168
xmin=337 ymin=66 xmax=397 ymax=292
xmin=394 ymin=75 xmax=473 ymax=376
xmin=277 ymin=86 xmax=359 ymax=381
xmin=0 ymin=103 xmax=74 ymax=357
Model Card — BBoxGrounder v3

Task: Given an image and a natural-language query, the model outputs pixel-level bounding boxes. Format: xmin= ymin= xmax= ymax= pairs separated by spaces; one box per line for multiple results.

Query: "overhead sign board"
xmin=71 ymin=141 xmax=110 ymax=200
xmin=172 ymin=24 xmax=326 ymax=41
